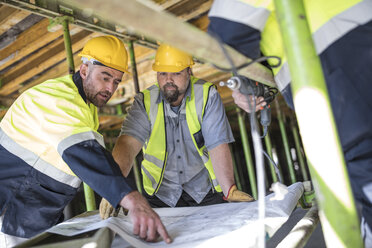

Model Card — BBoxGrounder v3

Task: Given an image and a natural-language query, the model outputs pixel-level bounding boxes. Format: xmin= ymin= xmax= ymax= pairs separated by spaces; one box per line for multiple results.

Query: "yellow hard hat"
xmin=152 ymin=44 xmax=194 ymax=72
xmin=78 ymin=35 xmax=130 ymax=74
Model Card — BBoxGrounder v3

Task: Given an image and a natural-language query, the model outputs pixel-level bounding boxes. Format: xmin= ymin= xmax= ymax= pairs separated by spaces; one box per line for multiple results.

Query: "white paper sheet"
xmin=47 ymin=182 xmax=304 ymax=248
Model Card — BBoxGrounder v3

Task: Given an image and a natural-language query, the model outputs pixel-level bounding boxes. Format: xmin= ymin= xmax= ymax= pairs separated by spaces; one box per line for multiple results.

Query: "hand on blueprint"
xmin=121 ymin=191 xmax=172 ymax=243
xmin=223 ymin=184 xmax=255 ymax=202
xmin=99 ymin=198 xmax=120 ymax=219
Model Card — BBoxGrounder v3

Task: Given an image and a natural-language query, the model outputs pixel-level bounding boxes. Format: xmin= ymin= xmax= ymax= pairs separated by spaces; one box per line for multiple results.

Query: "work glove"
xmin=223 ymin=184 xmax=255 ymax=202
xmin=99 ymin=198 xmax=119 ymax=219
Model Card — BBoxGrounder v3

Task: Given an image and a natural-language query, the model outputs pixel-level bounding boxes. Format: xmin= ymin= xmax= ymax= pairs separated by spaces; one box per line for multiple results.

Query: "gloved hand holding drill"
xmin=223 ymin=184 xmax=255 ymax=202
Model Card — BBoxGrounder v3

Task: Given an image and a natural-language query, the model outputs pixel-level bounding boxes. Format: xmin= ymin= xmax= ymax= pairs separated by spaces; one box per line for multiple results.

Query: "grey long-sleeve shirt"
xmin=120 ymin=81 xmax=234 ymax=207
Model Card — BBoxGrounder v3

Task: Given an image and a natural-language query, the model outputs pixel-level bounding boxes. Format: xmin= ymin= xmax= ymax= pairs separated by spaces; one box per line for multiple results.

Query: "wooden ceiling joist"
xmin=61 ymin=0 xmax=276 ymax=88
xmin=0 ymin=18 xmax=49 ymax=62
xmin=0 ymin=27 xmax=64 ymax=71
xmin=17 ymin=50 xmax=83 ymax=96
xmin=0 ymin=29 xmax=95 ymax=96
xmin=0 ymin=5 xmax=30 ymax=35
xmin=0 ymin=0 xmax=158 ymax=49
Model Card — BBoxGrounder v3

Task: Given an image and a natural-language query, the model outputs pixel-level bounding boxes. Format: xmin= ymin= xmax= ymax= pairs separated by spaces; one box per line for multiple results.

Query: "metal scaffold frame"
xmin=0 ymin=0 xmax=363 ymax=246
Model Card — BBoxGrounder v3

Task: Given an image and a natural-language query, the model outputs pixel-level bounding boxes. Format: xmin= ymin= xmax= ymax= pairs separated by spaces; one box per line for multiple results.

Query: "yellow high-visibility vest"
xmin=141 ymin=76 xmax=222 ymax=195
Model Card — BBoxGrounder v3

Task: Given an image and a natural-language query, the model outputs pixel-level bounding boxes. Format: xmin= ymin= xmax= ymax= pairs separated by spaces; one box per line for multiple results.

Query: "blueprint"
xmin=47 ymin=182 xmax=304 ymax=248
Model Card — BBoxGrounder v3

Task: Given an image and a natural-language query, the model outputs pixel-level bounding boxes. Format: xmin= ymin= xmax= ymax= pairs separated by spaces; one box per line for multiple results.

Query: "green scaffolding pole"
xmin=128 ymin=40 xmax=143 ymax=193
xmin=273 ymin=0 xmax=362 ymax=247
xmin=264 ymin=130 xmax=278 ymax=183
xmin=61 ymin=16 xmax=96 ymax=211
xmin=290 ymin=117 xmax=309 ymax=181
xmin=229 ymin=144 xmax=242 ymax=191
xmin=61 ymin=17 xmax=75 ymax=75
xmin=275 ymin=99 xmax=296 ymax=184
xmin=236 ymin=107 xmax=257 ymax=199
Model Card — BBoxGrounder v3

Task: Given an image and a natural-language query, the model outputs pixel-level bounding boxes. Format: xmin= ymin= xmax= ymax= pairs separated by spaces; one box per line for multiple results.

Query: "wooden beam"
xmin=0 ymin=18 xmax=50 ymax=61
xmin=0 ymin=30 xmax=96 ymax=96
xmin=1 ymin=26 xmax=83 ymax=84
xmin=0 ymin=28 xmax=64 ymax=71
xmin=190 ymin=14 xmax=209 ymax=31
xmin=16 ymin=51 xmax=83 ymax=97
xmin=178 ymin=0 xmax=212 ymax=21
xmin=61 ymin=0 xmax=276 ymax=87
xmin=0 ymin=6 xmax=30 ymax=35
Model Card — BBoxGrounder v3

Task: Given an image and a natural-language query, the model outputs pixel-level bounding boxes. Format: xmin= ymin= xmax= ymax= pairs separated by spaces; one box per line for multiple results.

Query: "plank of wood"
xmin=190 ymin=14 xmax=209 ymax=31
xmin=61 ymin=0 xmax=275 ymax=87
xmin=0 ymin=9 xmax=30 ymax=35
xmin=0 ymin=28 xmax=64 ymax=71
xmin=0 ymin=30 xmax=96 ymax=96
xmin=16 ymin=52 xmax=83 ymax=96
xmin=1 ymin=26 xmax=83 ymax=83
xmin=178 ymin=0 xmax=212 ymax=21
xmin=0 ymin=18 xmax=50 ymax=61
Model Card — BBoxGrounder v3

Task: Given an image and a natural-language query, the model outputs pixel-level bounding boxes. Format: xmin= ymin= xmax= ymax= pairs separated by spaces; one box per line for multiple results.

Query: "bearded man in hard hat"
xmin=100 ymin=44 xmax=254 ymax=218
xmin=0 ymin=35 xmax=171 ymax=247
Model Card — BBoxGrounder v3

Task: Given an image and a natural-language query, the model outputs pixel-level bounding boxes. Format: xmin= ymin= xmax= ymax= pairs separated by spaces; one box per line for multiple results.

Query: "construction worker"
xmin=0 ymin=35 xmax=171 ymax=247
xmin=99 ymin=44 xmax=253 ymax=217
xmin=208 ymin=0 xmax=372 ymax=245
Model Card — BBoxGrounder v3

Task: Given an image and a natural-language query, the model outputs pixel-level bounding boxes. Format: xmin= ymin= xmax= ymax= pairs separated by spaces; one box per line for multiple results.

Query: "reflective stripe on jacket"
xmin=210 ymin=0 xmax=372 ymax=91
xmin=1 ymin=74 xmax=102 ymax=187
xmin=141 ymin=76 xmax=222 ymax=195
xmin=0 ymin=74 xmax=100 ymax=237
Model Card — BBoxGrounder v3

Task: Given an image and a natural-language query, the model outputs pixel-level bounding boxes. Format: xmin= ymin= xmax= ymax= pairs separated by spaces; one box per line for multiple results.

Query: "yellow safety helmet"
xmin=152 ymin=44 xmax=194 ymax=72
xmin=78 ymin=35 xmax=130 ymax=74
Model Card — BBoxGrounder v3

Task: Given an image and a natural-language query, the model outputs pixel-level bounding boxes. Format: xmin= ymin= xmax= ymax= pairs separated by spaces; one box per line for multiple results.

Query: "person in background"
xmin=99 ymin=44 xmax=254 ymax=218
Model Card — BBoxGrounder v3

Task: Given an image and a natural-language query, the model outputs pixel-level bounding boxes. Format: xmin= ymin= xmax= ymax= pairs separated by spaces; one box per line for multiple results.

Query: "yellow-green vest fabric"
xmin=0 ymin=74 xmax=103 ymax=188
xmin=141 ymin=76 xmax=222 ymax=195
xmin=238 ymin=0 xmax=366 ymax=91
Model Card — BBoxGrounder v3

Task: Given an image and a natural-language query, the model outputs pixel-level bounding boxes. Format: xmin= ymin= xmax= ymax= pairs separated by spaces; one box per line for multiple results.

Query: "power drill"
xmin=219 ymin=76 xmax=277 ymax=134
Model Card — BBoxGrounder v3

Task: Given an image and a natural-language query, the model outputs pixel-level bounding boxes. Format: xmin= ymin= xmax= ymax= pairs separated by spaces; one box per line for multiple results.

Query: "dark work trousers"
xmin=144 ymin=190 xmax=227 ymax=208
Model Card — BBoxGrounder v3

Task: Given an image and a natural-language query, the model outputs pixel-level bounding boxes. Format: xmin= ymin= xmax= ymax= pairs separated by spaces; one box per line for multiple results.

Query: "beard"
xmin=162 ymin=83 xmax=180 ymax=104
xmin=84 ymin=73 xmax=112 ymax=107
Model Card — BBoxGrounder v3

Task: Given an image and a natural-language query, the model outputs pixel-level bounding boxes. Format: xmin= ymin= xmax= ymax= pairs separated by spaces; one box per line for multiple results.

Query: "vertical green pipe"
xmin=273 ymin=0 xmax=362 ymax=246
xmin=291 ymin=117 xmax=309 ymax=181
xmin=236 ymin=107 xmax=257 ymax=199
xmin=116 ymin=104 xmax=123 ymax=115
xmin=83 ymin=183 xmax=96 ymax=211
xmin=61 ymin=18 xmax=75 ymax=75
xmin=128 ymin=40 xmax=143 ymax=192
xmin=62 ymin=17 xmax=95 ymax=211
xmin=229 ymin=144 xmax=242 ymax=191
xmin=275 ymin=100 xmax=296 ymax=183
xmin=133 ymin=158 xmax=143 ymax=194
xmin=264 ymin=130 xmax=278 ymax=183
xmin=128 ymin=40 xmax=140 ymax=93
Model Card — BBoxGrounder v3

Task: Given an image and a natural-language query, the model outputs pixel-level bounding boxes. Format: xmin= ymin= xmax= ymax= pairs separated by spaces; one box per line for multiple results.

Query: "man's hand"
xmin=223 ymin=184 xmax=255 ymax=202
xmin=121 ymin=191 xmax=172 ymax=243
xmin=99 ymin=198 xmax=120 ymax=219
xmin=232 ymin=90 xmax=266 ymax=113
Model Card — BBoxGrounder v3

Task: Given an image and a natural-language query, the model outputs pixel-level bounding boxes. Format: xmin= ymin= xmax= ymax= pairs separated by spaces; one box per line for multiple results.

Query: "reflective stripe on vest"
xmin=209 ymin=0 xmax=270 ymax=31
xmin=0 ymin=74 xmax=100 ymax=189
xmin=0 ymin=127 xmax=82 ymax=188
xmin=210 ymin=0 xmax=370 ymax=91
xmin=141 ymin=76 xmax=222 ymax=195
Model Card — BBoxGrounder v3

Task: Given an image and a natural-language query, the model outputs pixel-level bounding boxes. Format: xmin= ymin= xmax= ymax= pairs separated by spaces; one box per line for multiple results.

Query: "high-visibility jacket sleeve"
xmin=208 ymin=0 xmax=267 ymax=59
xmin=61 ymin=139 xmax=135 ymax=208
